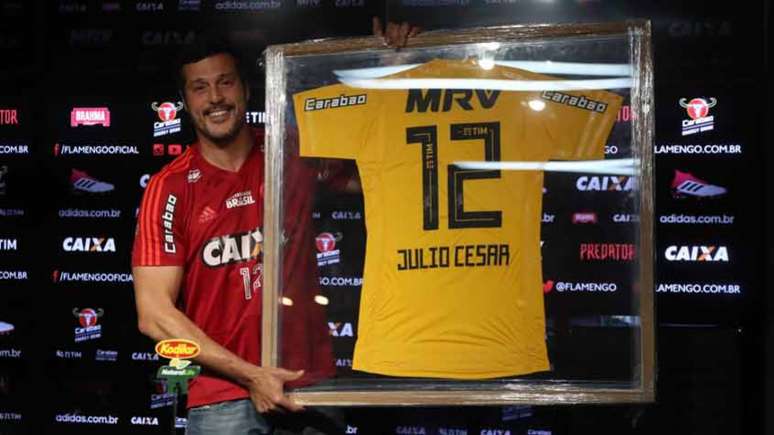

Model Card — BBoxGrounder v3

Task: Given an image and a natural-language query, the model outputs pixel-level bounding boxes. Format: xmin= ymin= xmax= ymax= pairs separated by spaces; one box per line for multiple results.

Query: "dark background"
xmin=0 ymin=0 xmax=769 ymax=434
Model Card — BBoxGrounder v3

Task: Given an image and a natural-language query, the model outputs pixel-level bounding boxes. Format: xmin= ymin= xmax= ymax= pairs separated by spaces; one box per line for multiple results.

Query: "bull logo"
xmin=315 ymin=232 xmax=339 ymax=253
xmin=151 ymin=101 xmax=184 ymax=122
xmin=72 ymin=307 xmax=104 ymax=327
xmin=679 ymin=97 xmax=717 ymax=120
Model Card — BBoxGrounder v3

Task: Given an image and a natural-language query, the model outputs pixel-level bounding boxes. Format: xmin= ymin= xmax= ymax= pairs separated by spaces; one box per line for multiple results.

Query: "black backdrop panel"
xmin=0 ymin=0 xmax=767 ymax=433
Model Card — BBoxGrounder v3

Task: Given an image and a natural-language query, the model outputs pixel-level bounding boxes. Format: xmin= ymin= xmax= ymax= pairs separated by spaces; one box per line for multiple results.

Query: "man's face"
xmin=181 ymin=53 xmax=248 ymax=147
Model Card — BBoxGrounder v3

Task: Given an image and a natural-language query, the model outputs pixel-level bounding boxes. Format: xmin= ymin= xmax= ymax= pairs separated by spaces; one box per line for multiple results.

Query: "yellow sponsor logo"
xmin=154 ymin=339 xmax=200 ymax=359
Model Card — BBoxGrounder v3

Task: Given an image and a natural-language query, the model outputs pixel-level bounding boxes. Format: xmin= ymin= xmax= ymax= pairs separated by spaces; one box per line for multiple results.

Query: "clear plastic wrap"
xmin=263 ymin=21 xmax=654 ymax=405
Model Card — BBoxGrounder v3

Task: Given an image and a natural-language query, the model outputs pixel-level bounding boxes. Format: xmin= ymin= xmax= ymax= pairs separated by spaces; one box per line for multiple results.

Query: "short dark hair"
xmin=174 ymin=31 xmax=248 ymax=94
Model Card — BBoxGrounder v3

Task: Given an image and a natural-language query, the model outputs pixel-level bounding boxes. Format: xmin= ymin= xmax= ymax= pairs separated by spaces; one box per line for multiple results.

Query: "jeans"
xmin=186 ymin=399 xmax=272 ymax=435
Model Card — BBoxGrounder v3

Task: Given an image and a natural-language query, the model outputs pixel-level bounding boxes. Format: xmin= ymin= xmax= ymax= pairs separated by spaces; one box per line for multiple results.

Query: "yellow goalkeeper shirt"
xmin=293 ymin=59 xmax=622 ymax=378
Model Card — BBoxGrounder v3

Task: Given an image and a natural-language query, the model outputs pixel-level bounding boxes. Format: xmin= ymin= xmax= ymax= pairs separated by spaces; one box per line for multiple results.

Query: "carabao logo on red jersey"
xmin=201 ymin=227 xmax=262 ymax=267
xmin=162 ymin=194 xmax=177 ymax=254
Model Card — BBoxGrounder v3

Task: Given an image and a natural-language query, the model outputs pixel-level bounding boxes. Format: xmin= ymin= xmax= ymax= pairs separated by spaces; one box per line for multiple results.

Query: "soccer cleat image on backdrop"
xmin=670 ymin=170 xmax=726 ymax=198
xmin=70 ymin=169 xmax=114 ymax=194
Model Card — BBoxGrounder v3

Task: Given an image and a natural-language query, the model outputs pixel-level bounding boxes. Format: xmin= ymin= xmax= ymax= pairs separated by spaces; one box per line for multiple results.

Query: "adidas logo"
xmin=198 ymin=206 xmax=216 ymax=224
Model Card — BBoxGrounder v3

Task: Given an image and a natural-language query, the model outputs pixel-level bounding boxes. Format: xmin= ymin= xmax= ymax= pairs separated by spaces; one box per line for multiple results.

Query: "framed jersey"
xmin=262 ymin=21 xmax=654 ymax=405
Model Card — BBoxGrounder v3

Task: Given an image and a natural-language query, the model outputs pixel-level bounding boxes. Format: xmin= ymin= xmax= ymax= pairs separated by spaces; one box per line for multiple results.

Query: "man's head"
xmin=175 ymin=34 xmax=250 ymax=147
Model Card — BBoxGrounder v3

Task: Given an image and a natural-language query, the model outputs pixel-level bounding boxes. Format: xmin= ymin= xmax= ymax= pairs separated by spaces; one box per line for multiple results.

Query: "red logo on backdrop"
xmin=0 ymin=109 xmax=19 ymax=125
xmin=572 ymin=212 xmax=598 ymax=224
xmin=616 ymin=105 xmax=631 ymax=123
xmin=154 ymin=143 xmax=183 ymax=156
xmin=580 ymin=243 xmax=636 ymax=261
xmin=543 ymin=280 xmax=554 ymax=294
xmin=70 ymin=107 xmax=111 ymax=127
xmin=315 ymin=232 xmax=336 ymax=253
xmin=679 ymin=98 xmax=717 ymax=120
xmin=73 ymin=307 xmax=104 ymax=327
xmin=152 ymin=102 xmax=183 ymax=122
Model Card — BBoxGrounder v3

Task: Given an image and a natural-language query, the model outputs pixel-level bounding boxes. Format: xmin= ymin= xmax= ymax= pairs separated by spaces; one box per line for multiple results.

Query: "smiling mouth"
xmin=205 ymin=107 xmax=233 ymax=122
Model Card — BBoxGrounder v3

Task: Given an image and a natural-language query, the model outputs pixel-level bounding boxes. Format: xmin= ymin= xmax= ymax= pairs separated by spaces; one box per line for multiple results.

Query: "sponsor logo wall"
xmin=652 ymin=84 xmax=757 ymax=329
xmin=0 ymin=3 xmax=764 ymax=434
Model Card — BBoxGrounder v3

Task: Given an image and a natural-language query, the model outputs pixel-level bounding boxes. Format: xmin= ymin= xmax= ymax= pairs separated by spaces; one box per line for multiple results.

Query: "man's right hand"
xmin=133 ymin=266 xmax=305 ymax=415
xmin=246 ymin=366 xmax=305 ymax=413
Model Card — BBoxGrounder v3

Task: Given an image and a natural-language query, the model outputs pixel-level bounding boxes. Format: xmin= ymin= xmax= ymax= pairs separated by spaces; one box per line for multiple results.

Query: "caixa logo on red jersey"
xmin=73 ymin=307 xmax=103 ymax=342
xmin=315 ymin=232 xmax=341 ymax=267
xmin=201 ymin=227 xmax=262 ymax=267
xmin=151 ymin=101 xmax=183 ymax=137
xmin=680 ymin=97 xmax=716 ymax=136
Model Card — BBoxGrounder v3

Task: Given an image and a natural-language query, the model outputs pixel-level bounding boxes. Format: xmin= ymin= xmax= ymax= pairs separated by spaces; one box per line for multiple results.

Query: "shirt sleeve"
xmin=132 ymin=173 xmax=187 ymax=267
xmin=538 ymin=88 xmax=623 ymax=161
xmin=292 ymin=83 xmax=378 ymax=160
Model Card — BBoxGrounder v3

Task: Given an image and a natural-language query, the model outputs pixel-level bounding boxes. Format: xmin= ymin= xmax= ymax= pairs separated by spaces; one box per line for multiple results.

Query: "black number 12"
xmin=406 ymin=122 xmax=502 ymax=230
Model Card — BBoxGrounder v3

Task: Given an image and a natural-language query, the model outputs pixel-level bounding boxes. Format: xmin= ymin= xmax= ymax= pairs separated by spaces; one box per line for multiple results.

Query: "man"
xmin=132 ymin=19 xmax=419 ymax=434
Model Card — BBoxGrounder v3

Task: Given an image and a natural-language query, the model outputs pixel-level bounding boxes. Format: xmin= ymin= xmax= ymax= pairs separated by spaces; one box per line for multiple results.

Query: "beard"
xmin=193 ymin=105 xmax=246 ymax=148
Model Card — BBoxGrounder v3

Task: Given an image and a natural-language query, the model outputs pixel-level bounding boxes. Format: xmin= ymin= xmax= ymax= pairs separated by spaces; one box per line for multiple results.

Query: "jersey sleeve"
xmin=538 ymin=89 xmax=623 ymax=160
xmin=292 ymin=83 xmax=378 ymax=160
xmin=132 ymin=173 xmax=187 ymax=267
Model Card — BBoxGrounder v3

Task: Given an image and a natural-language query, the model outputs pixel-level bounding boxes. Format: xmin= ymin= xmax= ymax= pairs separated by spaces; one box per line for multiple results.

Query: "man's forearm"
xmin=139 ymin=303 xmax=260 ymax=389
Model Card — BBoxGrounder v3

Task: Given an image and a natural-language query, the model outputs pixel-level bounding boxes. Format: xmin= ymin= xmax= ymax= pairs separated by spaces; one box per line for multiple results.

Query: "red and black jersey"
xmin=132 ymin=129 xmax=333 ymax=408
